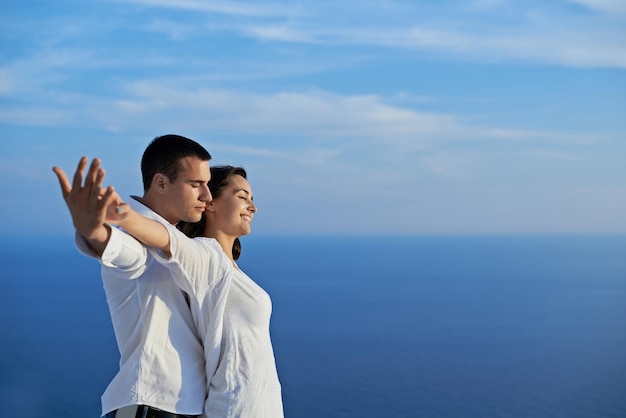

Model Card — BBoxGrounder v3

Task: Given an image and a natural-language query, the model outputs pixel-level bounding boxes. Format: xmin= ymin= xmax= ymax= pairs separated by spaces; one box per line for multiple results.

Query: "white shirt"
xmin=76 ymin=198 xmax=206 ymax=416
xmin=156 ymin=227 xmax=284 ymax=417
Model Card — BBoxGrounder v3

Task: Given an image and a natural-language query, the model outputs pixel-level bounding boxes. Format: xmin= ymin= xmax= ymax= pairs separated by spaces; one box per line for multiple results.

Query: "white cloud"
xmin=242 ymin=25 xmax=317 ymax=43
xmin=0 ymin=70 xmax=15 ymax=94
xmin=208 ymin=144 xmax=288 ymax=158
xmin=570 ymin=0 xmax=626 ymax=14
xmin=163 ymin=1 xmax=624 ymax=69
xmin=142 ymin=19 xmax=199 ymax=40
xmin=229 ymin=22 xmax=626 ymax=68
xmin=468 ymin=0 xmax=510 ymax=11
xmin=0 ymin=70 xmax=605 ymax=151
xmin=98 ymin=84 xmax=469 ymax=143
xmin=0 ymin=107 xmax=73 ymax=127
xmin=115 ymin=0 xmax=302 ymax=17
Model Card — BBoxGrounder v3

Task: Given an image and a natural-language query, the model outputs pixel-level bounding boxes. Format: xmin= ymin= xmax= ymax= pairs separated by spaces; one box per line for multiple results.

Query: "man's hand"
xmin=53 ymin=157 xmax=119 ymax=256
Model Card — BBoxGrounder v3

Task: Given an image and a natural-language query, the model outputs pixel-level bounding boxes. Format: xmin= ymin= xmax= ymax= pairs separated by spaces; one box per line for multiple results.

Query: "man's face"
xmin=162 ymin=156 xmax=212 ymax=224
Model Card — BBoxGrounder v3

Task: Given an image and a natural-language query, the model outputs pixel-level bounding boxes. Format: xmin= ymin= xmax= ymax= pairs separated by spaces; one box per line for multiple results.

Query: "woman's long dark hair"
xmin=178 ymin=165 xmax=248 ymax=260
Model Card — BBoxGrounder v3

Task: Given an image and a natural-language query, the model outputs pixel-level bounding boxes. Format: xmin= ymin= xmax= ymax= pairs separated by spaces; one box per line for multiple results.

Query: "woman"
xmin=110 ymin=166 xmax=283 ymax=418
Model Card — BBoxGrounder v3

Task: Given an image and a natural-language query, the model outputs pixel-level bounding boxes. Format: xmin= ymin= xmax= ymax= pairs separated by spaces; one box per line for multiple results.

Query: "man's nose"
xmin=201 ymin=184 xmax=212 ymax=202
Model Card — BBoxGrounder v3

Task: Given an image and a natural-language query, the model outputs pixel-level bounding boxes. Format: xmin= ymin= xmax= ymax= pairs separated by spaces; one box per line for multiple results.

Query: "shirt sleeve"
xmin=150 ymin=224 xmax=227 ymax=298
xmin=75 ymin=227 xmax=148 ymax=279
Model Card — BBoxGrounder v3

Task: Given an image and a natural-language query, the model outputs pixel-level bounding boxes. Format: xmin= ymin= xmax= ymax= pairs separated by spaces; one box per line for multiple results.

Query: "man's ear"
xmin=152 ymin=173 xmax=168 ymax=195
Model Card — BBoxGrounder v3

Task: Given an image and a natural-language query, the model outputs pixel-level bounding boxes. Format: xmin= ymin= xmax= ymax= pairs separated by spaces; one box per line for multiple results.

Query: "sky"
xmin=1 ymin=0 xmax=625 ymax=237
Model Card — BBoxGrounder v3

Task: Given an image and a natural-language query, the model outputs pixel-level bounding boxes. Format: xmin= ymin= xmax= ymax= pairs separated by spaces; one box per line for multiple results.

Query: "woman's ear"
xmin=208 ymin=201 xmax=216 ymax=212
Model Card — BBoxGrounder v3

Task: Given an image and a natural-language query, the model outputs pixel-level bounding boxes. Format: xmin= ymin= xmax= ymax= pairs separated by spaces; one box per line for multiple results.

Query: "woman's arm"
xmin=106 ymin=202 xmax=172 ymax=257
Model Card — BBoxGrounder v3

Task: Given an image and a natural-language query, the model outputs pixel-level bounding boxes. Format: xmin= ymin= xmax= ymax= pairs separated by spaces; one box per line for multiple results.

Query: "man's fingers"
xmin=71 ymin=156 xmax=89 ymax=193
xmin=52 ymin=166 xmax=72 ymax=199
xmin=84 ymin=158 xmax=101 ymax=197
xmin=54 ymin=157 xmax=107 ymax=204
xmin=92 ymin=167 xmax=107 ymax=202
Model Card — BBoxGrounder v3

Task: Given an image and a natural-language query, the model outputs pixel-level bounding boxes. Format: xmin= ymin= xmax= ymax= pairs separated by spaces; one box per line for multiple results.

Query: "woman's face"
xmin=210 ymin=174 xmax=257 ymax=237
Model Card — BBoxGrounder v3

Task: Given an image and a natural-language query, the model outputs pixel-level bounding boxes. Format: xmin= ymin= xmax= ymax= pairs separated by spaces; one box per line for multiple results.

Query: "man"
xmin=53 ymin=134 xmax=212 ymax=418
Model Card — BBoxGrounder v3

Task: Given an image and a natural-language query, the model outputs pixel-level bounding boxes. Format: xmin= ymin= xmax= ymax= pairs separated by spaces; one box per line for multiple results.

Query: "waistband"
xmin=105 ymin=405 xmax=201 ymax=418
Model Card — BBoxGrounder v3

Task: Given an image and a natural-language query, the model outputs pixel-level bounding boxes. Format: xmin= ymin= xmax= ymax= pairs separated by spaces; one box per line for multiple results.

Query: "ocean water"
xmin=1 ymin=235 xmax=625 ymax=418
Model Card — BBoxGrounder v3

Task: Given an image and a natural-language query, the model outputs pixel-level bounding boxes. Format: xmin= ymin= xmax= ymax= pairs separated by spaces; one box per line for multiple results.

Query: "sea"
xmin=1 ymin=234 xmax=625 ymax=418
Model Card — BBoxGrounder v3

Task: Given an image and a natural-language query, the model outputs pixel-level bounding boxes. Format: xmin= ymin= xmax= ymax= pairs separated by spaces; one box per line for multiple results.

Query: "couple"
xmin=53 ymin=135 xmax=283 ymax=418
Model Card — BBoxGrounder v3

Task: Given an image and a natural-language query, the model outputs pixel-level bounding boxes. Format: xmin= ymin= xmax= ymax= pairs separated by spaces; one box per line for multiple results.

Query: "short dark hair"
xmin=178 ymin=165 xmax=248 ymax=260
xmin=141 ymin=134 xmax=212 ymax=192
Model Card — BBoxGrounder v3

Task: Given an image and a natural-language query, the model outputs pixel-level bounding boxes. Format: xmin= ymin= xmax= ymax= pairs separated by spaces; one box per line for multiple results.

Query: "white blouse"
xmin=157 ymin=227 xmax=284 ymax=418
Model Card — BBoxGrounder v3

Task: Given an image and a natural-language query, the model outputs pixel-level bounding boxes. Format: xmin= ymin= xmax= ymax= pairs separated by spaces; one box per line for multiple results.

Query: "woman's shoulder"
xmin=192 ymin=237 xmax=233 ymax=268
xmin=193 ymin=236 xmax=219 ymax=246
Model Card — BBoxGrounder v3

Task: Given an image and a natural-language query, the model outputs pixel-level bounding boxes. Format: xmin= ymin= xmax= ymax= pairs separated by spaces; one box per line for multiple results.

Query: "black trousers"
xmin=105 ymin=405 xmax=200 ymax=418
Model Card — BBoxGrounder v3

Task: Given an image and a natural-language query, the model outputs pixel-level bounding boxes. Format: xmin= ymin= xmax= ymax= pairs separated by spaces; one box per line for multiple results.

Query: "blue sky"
xmin=1 ymin=0 xmax=625 ymax=236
